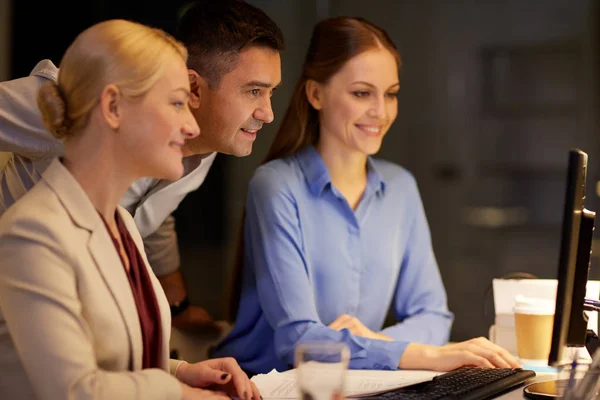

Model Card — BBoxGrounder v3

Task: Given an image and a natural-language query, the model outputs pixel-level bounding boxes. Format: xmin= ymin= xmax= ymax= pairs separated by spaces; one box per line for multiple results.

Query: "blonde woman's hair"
xmin=37 ymin=19 xmax=188 ymax=140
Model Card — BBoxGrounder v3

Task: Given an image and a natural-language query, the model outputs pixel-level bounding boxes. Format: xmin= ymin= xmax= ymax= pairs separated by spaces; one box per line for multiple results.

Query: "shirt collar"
xmin=296 ymin=145 xmax=386 ymax=196
xmin=182 ymin=152 xmax=215 ymax=177
xmin=296 ymin=145 xmax=331 ymax=196
xmin=366 ymin=157 xmax=386 ymax=196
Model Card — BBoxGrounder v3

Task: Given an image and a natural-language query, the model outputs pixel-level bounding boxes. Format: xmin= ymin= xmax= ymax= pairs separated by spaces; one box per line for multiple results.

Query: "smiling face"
xmin=184 ymin=46 xmax=282 ymax=157
xmin=310 ymin=47 xmax=399 ymax=157
xmin=119 ymin=57 xmax=200 ymax=181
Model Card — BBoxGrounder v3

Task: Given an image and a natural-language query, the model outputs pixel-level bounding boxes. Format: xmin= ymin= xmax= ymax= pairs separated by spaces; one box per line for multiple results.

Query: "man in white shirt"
xmin=0 ymin=0 xmax=284 ymax=331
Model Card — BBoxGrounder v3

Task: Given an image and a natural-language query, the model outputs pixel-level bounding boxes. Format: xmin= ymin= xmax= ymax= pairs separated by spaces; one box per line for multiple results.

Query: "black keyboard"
xmin=362 ymin=367 xmax=536 ymax=400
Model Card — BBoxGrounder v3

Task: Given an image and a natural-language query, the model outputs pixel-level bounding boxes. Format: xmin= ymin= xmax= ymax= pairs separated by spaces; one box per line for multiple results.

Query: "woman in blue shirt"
xmin=214 ymin=16 xmax=519 ymax=374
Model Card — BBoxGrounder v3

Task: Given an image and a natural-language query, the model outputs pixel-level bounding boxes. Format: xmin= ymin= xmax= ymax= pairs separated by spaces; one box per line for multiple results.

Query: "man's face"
xmin=185 ymin=46 xmax=281 ymax=157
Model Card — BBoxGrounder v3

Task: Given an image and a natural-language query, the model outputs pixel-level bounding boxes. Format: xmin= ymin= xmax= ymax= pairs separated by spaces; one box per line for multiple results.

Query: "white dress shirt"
xmin=0 ymin=59 xmax=216 ymax=276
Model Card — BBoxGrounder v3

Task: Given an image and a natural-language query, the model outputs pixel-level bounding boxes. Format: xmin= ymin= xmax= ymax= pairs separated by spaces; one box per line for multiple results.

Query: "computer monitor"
xmin=548 ymin=148 xmax=596 ymax=366
xmin=524 ymin=148 xmax=599 ymax=399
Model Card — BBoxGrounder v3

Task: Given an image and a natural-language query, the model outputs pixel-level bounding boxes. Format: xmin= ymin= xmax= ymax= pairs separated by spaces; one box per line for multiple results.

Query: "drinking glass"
xmin=295 ymin=342 xmax=350 ymax=400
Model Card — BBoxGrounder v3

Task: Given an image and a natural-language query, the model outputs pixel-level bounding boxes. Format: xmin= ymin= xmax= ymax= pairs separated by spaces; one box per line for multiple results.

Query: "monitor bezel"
xmin=548 ymin=148 xmax=589 ymax=366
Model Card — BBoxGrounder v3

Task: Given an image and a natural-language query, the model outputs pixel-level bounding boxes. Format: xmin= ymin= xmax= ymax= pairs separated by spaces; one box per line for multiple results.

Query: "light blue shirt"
xmin=214 ymin=146 xmax=453 ymax=373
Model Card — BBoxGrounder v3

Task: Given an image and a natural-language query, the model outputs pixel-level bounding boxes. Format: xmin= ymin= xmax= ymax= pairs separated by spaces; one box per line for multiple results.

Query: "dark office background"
xmin=2 ymin=0 xmax=600 ymax=341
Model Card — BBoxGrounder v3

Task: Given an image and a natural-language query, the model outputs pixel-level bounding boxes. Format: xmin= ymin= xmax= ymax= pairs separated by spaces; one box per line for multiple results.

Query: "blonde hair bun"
xmin=37 ymin=81 xmax=70 ymax=140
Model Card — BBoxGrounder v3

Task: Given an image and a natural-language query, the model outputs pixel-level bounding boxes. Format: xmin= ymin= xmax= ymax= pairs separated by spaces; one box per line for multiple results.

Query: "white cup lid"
xmin=513 ymin=295 xmax=555 ymax=315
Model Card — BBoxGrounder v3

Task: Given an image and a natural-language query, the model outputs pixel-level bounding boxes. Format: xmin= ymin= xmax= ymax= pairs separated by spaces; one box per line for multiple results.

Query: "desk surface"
xmin=258 ymin=369 xmax=556 ymax=400
xmin=496 ymin=374 xmax=557 ymax=399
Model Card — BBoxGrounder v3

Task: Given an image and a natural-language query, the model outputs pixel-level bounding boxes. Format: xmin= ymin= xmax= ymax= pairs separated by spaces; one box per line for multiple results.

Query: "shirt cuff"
xmin=348 ymin=338 xmax=409 ymax=370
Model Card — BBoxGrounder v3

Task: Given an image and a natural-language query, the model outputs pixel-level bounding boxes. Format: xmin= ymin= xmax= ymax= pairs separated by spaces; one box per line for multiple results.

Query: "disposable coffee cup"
xmin=513 ymin=295 xmax=555 ymax=363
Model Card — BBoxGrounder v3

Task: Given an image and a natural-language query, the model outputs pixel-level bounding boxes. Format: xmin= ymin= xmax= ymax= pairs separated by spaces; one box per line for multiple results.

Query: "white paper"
xmin=251 ymin=368 xmax=442 ymax=399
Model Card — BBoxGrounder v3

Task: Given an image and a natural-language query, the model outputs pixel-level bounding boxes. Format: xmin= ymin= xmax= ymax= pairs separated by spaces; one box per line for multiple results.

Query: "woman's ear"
xmin=188 ymin=69 xmax=206 ymax=109
xmin=305 ymin=79 xmax=323 ymax=110
xmin=100 ymin=84 xmax=121 ymax=130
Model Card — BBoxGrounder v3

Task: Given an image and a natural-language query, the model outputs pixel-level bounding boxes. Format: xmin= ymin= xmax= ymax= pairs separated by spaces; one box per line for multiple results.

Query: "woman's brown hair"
xmin=227 ymin=16 xmax=401 ymax=320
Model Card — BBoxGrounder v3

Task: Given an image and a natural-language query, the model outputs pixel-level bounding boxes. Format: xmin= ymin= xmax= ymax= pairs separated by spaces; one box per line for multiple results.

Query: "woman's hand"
xmin=176 ymin=358 xmax=261 ymax=400
xmin=180 ymin=383 xmax=230 ymax=400
xmin=328 ymin=314 xmax=393 ymax=341
xmin=398 ymin=337 xmax=521 ymax=371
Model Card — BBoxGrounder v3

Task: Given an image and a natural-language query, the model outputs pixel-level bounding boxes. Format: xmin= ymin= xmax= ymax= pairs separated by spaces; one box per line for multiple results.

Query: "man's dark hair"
xmin=175 ymin=0 xmax=285 ymax=89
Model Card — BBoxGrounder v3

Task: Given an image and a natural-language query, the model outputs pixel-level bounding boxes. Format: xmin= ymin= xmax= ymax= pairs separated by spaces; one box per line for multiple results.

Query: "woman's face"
xmin=313 ymin=47 xmax=399 ymax=156
xmin=119 ymin=57 xmax=200 ymax=181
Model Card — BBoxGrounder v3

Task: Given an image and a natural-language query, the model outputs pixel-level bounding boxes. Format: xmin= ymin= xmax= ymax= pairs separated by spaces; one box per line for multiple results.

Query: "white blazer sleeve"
xmin=0 ymin=60 xmax=64 ymax=159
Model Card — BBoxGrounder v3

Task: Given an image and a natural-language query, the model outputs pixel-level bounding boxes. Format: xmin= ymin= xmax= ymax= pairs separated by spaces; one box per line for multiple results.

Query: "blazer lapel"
xmin=118 ymin=208 xmax=171 ymax=370
xmin=88 ymin=229 xmax=143 ymax=371
xmin=147 ymin=265 xmax=171 ymax=369
xmin=42 ymin=159 xmax=143 ymax=371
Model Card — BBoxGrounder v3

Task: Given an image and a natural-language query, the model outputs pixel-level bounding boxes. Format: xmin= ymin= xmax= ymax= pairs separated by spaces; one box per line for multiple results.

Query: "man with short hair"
xmin=0 ymin=0 xmax=284 ymax=331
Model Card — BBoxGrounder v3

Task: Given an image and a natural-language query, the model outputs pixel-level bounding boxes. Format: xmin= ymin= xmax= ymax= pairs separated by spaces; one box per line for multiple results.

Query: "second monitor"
xmin=524 ymin=148 xmax=599 ymax=400
xmin=549 ymin=148 xmax=597 ymax=366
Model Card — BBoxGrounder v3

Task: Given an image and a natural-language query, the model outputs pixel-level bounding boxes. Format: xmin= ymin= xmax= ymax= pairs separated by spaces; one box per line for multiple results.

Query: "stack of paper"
xmin=251 ymin=368 xmax=442 ymax=399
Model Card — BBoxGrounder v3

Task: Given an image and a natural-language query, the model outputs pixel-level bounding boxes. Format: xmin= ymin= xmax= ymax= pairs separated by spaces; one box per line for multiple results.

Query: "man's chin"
xmin=231 ymin=145 xmax=253 ymax=158
xmin=182 ymin=141 xmax=209 ymax=157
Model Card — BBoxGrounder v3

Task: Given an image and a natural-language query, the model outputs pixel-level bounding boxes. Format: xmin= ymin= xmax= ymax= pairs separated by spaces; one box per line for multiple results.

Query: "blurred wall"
xmin=202 ymin=0 xmax=600 ymax=341
xmin=0 ymin=0 xmax=11 ymax=81
xmin=5 ymin=0 xmax=599 ymax=341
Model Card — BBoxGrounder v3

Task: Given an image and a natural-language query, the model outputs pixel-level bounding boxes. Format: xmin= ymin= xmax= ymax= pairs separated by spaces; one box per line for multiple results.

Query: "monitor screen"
xmin=548 ymin=148 xmax=596 ymax=366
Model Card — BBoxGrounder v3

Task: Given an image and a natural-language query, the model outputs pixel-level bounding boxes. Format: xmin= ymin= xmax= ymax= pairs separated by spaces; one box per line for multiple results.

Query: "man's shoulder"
xmin=0 ymin=60 xmax=63 ymax=158
xmin=28 ymin=59 xmax=59 ymax=81
xmin=0 ymin=59 xmax=58 ymax=97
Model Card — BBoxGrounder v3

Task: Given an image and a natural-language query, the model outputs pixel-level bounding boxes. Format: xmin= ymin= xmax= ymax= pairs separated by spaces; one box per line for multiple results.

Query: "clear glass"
xmin=295 ymin=342 xmax=350 ymax=400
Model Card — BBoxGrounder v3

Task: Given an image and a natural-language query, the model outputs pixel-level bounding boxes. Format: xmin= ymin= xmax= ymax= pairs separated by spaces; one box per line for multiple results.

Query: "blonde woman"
xmin=0 ymin=20 xmax=259 ymax=400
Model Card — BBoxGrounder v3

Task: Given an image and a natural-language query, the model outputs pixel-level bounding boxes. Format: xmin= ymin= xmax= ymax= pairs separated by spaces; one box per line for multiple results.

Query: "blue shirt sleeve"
xmin=379 ymin=177 xmax=454 ymax=345
xmin=245 ymin=166 xmax=408 ymax=370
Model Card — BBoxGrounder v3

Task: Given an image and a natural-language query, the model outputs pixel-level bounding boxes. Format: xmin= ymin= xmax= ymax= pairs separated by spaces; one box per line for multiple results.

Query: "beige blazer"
xmin=0 ymin=159 xmax=182 ymax=400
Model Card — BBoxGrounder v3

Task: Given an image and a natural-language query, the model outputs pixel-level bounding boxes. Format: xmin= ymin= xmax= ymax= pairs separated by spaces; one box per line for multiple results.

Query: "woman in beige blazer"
xmin=0 ymin=19 xmax=259 ymax=400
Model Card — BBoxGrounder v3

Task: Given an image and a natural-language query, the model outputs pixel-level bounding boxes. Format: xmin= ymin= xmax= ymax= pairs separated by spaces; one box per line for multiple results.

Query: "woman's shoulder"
xmin=371 ymin=158 xmax=418 ymax=188
xmin=0 ymin=181 xmax=70 ymax=247
xmin=249 ymin=156 xmax=303 ymax=191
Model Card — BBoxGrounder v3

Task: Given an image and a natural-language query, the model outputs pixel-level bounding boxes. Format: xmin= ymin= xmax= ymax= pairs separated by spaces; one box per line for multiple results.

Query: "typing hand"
xmin=176 ymin=358 xmax=261 ymax=400
xmin=328 ymin=314 xmax=393 ymax=341
xmin=398 ymin=337 xmax=521 ymax=371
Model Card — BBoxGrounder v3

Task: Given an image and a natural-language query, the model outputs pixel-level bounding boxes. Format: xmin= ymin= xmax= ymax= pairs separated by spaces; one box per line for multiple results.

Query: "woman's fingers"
xmin=445 ymin=337 xmax=520 ymax=369
xmin=220 ymin=358 xmax=251 ymax=399
xmin=181 ymin=385 xmax=230 ymax=400
xmin=328 ymin=314 xmax=353 ymax=331
xmin=462 ymin=352 xmax=496 ymax=369
xmin=466 ymin=338 xmax=521 ymax=368
xmin=251 ymin=380 xmax=262 ymax=400
xmin=462 ymin=345 xmax=509 ymax=368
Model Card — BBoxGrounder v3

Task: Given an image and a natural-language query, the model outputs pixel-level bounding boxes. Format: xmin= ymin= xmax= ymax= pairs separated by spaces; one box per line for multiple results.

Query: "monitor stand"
xmin=523 ymin=330 xmax=599 ymax=399
xmin=586 ymin=329 xmax=599 ymax=357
